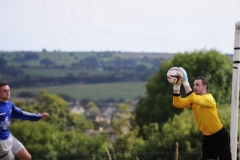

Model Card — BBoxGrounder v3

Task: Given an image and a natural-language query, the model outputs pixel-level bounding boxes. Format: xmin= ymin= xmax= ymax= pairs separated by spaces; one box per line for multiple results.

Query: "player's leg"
xmin=11 ymin=135 xmax=31 ymax=160
xmin=214 ymin=128 xmax=232 ymax=160
xmin=0 ymin=135 xmax=15 ymax=160
xmin=14 ymin=148 xmax=31 ymax=160
xmin=201 ymin=135 xmax=214 ymax=160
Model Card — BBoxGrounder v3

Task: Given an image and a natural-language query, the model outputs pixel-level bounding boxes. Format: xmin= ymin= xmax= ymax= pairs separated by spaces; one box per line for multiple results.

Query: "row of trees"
xmin=0 ymin=52 xmax=163 ymax=70
xmin=7 ymin=71 xmax=154 ymax=88
xmin=10 ymin=49 xmax=235 ymax=160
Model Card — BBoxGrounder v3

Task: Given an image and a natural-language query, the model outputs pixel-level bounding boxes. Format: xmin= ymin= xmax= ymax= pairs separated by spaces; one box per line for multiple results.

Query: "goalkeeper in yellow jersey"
xmin=172 ymin=67 xmax=231 ymax=160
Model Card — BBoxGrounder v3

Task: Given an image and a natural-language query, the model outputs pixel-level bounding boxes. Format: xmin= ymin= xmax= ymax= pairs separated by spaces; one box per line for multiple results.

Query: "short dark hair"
xmin=195 ymin=76 xmax=209 ymax=90
xmin=0 ymin=83 xmax=8 ymax=88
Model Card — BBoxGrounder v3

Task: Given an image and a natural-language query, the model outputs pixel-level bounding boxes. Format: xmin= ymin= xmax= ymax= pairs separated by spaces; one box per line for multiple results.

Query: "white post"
xmin=230 ymin=21 xmax=240 ymax=160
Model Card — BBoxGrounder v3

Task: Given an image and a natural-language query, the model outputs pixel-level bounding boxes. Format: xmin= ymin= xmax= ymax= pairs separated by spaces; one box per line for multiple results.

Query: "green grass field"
xmin=10 ymin=82 xmax=147 ymax=101
xmin=21 ymin=68 xmax=107 ymax=77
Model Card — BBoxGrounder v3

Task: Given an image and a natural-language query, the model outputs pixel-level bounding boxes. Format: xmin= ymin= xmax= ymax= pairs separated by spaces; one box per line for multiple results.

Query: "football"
xmin=167 ymin=67 xmax=183 ymax=84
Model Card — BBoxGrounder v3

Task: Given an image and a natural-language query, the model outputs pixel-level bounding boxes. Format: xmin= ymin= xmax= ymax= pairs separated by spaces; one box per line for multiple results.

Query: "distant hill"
xmin=0 ymin=51 xmax=174 ymax=87
xmin=0 ymin=51 xmax=175 ymax=101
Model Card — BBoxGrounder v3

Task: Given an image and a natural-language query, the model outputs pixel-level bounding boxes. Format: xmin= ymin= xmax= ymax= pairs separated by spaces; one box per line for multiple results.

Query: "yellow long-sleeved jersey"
xmin=172 ymin=91 xmax=223 ymax=135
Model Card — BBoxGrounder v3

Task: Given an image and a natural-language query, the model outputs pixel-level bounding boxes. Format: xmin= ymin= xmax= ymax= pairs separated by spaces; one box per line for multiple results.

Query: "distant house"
xmin=85 ymin=115 xmax=116 ymax=141
xmin=69 ymin=101 xmax=85 ymax=115
xmin=101 ymin=104 xmax=118 ymax=117
xmin=71 ymin=100 xmax=139 ymax=141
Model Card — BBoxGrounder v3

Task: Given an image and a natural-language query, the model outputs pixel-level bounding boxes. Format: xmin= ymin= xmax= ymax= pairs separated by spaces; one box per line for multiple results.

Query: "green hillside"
xmin=0 ymin=51 xmax=173 ymax=101
xmin=10 ymin=81 xmax=146 ymax=101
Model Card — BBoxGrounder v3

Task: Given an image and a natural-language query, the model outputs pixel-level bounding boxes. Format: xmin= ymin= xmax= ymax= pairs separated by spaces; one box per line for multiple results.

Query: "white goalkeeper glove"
xmin=177 ymin=67 xmax=190 ymax=87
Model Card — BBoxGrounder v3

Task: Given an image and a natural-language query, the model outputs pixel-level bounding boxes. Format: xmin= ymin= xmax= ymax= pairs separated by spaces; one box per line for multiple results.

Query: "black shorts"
xmin=201 ymin=127 xmax=232 ymax=160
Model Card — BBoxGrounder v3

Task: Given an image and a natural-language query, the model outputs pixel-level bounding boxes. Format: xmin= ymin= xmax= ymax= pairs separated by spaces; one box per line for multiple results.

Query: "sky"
xmin=0 ymin=0 xmax=240 ymax=54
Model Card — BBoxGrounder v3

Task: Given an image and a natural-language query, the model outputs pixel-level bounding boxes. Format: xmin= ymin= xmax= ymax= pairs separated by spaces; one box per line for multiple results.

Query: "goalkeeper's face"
xmin=193 ymin=79 xmax=207 ymax=95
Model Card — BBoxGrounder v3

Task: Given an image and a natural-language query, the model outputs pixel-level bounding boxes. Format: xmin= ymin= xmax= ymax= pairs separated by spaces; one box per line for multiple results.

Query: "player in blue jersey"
xmin=0 ymin=83 xmax=49 ymax=160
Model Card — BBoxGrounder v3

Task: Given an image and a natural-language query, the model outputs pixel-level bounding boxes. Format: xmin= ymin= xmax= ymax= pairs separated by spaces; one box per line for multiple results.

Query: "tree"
xmin=158 ymin=109 xmax=201 ymax=160
xmin=10 ymin=121 xmax=109 ymax=160
xmin=85 ymin=101 xmax=101 ymax=120
xmin=23 ymin=53 xmax=40 ymax=60
xmin=40 ymin=58 xmax=55 ymax=67
xmin=78 ymin=57 xmax=98 ymax=69
xmin=10 ymin=121 xmax=61 ymax=160
xmin=135 ymin=49 xmax=232 ymax=134
xmin=19 ymin=91 xmax=93 ymax=132
xmin=140 ymin=104 xmax=232 ymax=160
xmin=0 ymin=57 xmax=7 ymax=67
xmin=17 ymin=91 xmax=36 ymax=98
xmin=138 ymin=110 xmax=200 ymax=160
xmin=11 ymin=91 xmax=112 ymax=160
xmin=135 ymin=64 xmax=147 ymax=72
xmin=111 ymin=103 xmax=145 ymax=160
